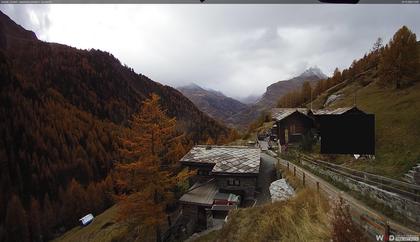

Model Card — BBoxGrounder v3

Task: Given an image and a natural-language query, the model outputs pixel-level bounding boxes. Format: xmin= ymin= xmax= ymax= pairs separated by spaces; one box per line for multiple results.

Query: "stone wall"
xmin=216 ymin=176 xmax=257 ymax=200
xmin=301 ymin=160 xmax=420 ymax=224
xmin=181 ymin=204 xmax=198 ymax=235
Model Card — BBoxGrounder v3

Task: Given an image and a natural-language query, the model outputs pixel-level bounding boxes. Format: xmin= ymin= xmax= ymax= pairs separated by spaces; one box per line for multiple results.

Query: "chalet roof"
xmin=179 ymin=181 xmax=218 ymax=206
xmin=180 ymin=145 xmax=261 ymax=174
xmin=310 ymin=106 xmax=363 ymax=115
xmin=271 ymin=107 xmax=366 ymax=119
xmin=271 ymin=108 xmax=309 ymax=121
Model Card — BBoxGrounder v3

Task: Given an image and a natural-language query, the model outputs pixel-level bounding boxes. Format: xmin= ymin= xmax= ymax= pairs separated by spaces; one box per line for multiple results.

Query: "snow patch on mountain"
xmin=299 ymin=66 xmax=327 ymax=79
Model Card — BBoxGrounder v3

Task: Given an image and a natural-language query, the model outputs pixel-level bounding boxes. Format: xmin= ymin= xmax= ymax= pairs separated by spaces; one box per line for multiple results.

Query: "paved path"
xmin=255 ymin=153 xmax=277 ymax=205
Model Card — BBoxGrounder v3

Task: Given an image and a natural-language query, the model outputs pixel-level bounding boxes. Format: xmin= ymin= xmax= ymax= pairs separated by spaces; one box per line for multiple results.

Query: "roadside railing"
xmin=277 ymin=158 xmax=420 ymax=239
xmin=300 ymin=154 xmax=420 ymax=202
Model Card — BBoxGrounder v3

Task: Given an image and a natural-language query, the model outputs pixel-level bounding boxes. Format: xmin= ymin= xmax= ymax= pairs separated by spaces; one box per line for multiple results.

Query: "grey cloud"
xmin=0 ymin=5 xmax=51 ymax=39
xmin=1 ymin=4 xmax=420 ymax=98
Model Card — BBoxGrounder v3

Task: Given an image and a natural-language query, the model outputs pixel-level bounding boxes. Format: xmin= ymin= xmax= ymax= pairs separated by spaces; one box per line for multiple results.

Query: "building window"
xmin=227 ymin=178 xmax=240 ymax=186
xmin=290 ymin=124 xmax=296 ymax=134
xmin=197 ymin=170 xmax=209 ymax=176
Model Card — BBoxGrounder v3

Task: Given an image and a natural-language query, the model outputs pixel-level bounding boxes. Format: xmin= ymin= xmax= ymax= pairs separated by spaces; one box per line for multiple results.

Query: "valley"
xmin=1 ymin=6 xmax=420 ymax=242
xmin=179 ymin=67 xmax=327 ymax=130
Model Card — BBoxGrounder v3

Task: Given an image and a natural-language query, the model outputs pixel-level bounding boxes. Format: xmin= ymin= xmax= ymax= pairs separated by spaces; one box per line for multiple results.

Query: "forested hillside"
xmin=0 ymin=11 xmax=233 ymax=241
xmin=259 ymin=67 xmax=326 ymax=108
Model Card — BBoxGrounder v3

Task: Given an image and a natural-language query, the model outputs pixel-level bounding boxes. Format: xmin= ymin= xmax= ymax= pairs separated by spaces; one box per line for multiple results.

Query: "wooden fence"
xmin=300 ymin=154 xmax=420 ymax=202
xmin=278 ymin=158 xmax=420 ymax=240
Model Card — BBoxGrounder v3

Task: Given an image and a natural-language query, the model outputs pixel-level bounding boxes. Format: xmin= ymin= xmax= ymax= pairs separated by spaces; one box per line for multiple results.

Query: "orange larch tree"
xmin=114 ymin=94 xmax=191 ymax=241
xmin=379 ymin=26 xmax=419 ymax=89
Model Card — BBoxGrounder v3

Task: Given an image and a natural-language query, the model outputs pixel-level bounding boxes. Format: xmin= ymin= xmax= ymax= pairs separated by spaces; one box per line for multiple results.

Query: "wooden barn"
xmin=271 ymin=106 xmax=367 ymax=146
xmin=271 ymin=108 xmax=314 ymax=145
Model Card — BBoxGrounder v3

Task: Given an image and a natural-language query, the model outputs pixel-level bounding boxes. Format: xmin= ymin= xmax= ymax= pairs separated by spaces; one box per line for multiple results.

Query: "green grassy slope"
xmin=312 ymin=79 xmax=420 ymax=179
xmin=53 ymin=205 xmax=126 ymax=242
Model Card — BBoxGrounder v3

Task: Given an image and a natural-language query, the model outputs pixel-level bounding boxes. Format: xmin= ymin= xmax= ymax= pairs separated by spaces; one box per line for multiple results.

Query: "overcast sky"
xmin=1 ymin=4 xmax=420 ymax=99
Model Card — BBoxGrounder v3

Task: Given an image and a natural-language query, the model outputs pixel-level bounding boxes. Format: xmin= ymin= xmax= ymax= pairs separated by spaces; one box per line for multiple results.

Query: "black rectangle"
xmin=320 ymin=114 xmax=375 ymax=155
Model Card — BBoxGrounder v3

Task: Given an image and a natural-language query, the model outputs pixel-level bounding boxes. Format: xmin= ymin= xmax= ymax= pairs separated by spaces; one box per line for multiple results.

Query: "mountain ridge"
xmin=255 ymin=67 xmax=327 ymax=108
xmin=299 ymin=66 xmax=328 ymax=79
xmin=226 ymin=68 xmax=327 ymax=129
xmin=178 ymin=83 xmax=249 ymax=127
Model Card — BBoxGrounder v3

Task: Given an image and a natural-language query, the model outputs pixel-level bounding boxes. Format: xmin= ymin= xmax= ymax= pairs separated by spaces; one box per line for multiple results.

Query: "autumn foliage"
xmin=278 ymin=26 xmax=419 ymax=108
xmin=378 ymin=26 xmax=419 ymax=89
xmin=0 ymin=11 xmax=232 ymax=241
xmin=114 ymin=94 xmax=192 ymax=241
xmin=330 ymin=197 xmax=366 ymax=242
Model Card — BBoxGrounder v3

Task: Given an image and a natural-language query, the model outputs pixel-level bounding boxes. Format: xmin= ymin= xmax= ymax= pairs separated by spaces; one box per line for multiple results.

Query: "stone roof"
xmin=310 ymin=107 xmax=361 ymax=115
xmin=180 ymin=145 xmax=261 ymax=174
xmin=271 ymin=108 xmax=309 ymax=121
xmin=271 ymin=107 xmax=365 ymax=119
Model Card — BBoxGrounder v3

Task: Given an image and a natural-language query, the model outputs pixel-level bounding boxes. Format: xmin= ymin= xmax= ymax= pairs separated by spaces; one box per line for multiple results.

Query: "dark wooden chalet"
xmin=271 ymin=107 xmax=367 ymax=146
xmin=271 ymin=108 xmax=314 ymax=145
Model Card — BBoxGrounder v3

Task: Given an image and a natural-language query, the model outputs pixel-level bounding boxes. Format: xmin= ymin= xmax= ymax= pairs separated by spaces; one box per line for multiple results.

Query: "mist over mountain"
xmin=178 ymin=83 xmax=249 ymax=127
xmin=237 ymin=94 xmax=260 ymax=105
xmin=224 ymin=67 xmax=327 ymax=129
xmin=299 ymin=66 xmax=328 ymax=79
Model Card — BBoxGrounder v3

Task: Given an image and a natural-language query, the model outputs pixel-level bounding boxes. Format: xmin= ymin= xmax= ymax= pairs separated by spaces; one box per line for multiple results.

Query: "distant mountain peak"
xmin=299 ymin=67 xmax=327 ymax=79
xmin=256 ymin=67 xmax=325 ymax=109
xmin=180 ymin=83 xmax=203 ymax=90
xmin=179 ymin=84 xmax=225 ymax=97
